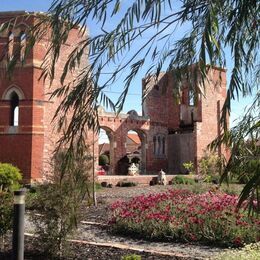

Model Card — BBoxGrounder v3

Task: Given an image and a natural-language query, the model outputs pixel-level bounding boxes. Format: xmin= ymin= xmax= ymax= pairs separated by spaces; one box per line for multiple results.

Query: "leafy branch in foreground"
xmin=0 ymin=1 xmax=259 ymax=210
xmin=210 ymin=91 xmax=260 ymax=215
xmin=1 ymin=1 xmax=259 ymax=150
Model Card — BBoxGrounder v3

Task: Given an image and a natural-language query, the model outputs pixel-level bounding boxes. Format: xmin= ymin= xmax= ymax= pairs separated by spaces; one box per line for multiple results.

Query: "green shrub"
xmin=95 ymin=182 xmax=102 ymax=190
xmin=183 ymin=161 xmax=194 ymax=174
xmin=0 ymin=191 xmax=13 ymax=249
xmin=99 ymin=154 xmax=109 ymax=166
xmin=0 ymin=163 xmax=22 ymax=192
xmin=121 ymin=254 xmax=142 ymax=260
xmin=172 ymin=175 xmax=195 ymax=185
xmin=198 ymin=153 xmax=222 ymax=183
xmin=116 ymin=181 xmax=137 ymax=187
xmin=31 ymin=148 xmax=92 ymax=258
xmin=25 ymin=187 xmax=41 ymax=210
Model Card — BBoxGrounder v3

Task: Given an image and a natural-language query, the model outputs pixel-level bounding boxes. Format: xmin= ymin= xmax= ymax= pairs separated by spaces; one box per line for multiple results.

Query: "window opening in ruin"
xmin=98 ymin=128 xmax=112 ymax=174
xmin=158 ymin=136 xmax=161 ymax=155
xmin=8 ymin=31 xmax=14 ymax=60
xmin=162 ymin=137 xmax=165 ymax=155
xmin=153 ymin=136 xmax=156 ymax=154
xmin=124 ymin=129 xmax=146 ymax=174
xmin=188 ymin=89 xmax=196 ymax=106
xmin=19 ymin=31 xmax=27 ymax=61
xmin=10 ymin=92 xmax=19 ymax=126
xmin=126 ymin=130 xmax=141 ymax=158
xmin=153 ymin=134 xmax=166 ymax=157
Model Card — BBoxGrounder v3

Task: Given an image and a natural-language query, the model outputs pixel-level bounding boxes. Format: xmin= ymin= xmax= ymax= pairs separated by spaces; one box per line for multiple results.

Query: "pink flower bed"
xmin=110 ymin=190 xmax=260 ymax=247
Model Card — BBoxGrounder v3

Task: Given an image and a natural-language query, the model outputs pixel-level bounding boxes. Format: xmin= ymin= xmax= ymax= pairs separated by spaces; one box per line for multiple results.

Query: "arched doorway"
xmin=125 ymin=129 xmax=147 ymax=174
xmin=98 ymin=127 xmax=115 ymax=175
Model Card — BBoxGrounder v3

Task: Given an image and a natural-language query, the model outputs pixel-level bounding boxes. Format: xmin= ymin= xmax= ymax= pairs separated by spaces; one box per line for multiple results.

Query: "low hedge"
xmin=172 ymin=175 xmax=195 ymax=185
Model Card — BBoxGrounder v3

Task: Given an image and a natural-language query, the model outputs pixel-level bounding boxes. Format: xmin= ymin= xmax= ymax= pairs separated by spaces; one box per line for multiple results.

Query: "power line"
xmin=103 ymin=90 xmax=141 ymax=96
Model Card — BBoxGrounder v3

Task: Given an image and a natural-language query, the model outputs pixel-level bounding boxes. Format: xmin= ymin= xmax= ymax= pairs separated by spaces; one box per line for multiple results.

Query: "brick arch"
xmin=2 ymin=85 xmax=25 ymax=100
xmin=5 ymin=22 xmax=29 ymax=37
xmin=16 ymin=22 xmax=29 ymax=30
xmin=98 ymin=110 xmax=150 ymax=174
xmin=98 ymin=125 xmax=115 ymax=175
xmin=125 ymin=128 xmax=148 ymax=174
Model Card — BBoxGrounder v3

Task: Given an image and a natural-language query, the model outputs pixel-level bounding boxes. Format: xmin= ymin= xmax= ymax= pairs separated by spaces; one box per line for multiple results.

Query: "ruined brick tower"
xmin=143 ymin=67 xmax=228 ymax=173
xmin=0 ymin=11 xmax=86 ymax=182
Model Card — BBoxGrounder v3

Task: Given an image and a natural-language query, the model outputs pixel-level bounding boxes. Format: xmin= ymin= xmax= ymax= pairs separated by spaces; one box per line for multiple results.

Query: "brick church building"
xmin=0 ymin=11 xmax=228 ymax=183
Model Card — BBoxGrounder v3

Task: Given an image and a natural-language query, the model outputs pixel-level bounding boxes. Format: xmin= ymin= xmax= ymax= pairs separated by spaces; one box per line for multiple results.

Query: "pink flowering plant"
xmin=110 ymin=190 xmax=260 ymax=247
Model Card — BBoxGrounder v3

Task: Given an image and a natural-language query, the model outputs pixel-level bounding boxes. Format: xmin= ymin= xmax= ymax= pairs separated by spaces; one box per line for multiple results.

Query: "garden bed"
xmin=110 ymin=188 xmax=259 ymax=247
xmin=1 ymin=184 xmax=256 ymax=259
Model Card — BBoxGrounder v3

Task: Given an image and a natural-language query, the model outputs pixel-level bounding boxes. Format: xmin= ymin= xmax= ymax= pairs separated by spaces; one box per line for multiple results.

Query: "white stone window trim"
xmin=2 ymin=85 xmax=25 ymax=100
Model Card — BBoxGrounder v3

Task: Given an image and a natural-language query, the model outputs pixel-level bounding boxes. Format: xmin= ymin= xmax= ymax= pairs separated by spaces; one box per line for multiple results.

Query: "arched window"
xmin=19 ymin=31 xmax=26 ymax=61
xmin=153 ymin=136 xmax=156 ymax=154
xmin=188 ymin=89 xmax=196 ymax=106
xmin=8 ymin=31 xmax=14 ymax=60
xmin=10 ymin=92 xmax=19 ymax=126
xmin=158 ymin=136 xmax=161 ymax=155
xmin=153 ymin=134 xmax=166 ymax=157
xmin=162 ymin=137 xmax=165 ymax=155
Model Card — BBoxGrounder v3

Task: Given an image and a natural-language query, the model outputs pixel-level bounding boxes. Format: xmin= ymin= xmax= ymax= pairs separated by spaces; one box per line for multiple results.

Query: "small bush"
xmin=121 ymin=254 xmax=142 ymax=260
xmin=203 ymin=175 xmax=220 ymax=184
xmin=172 ymin=175 xmax=195 ymax=185
xmin=183 ymin=161 xmax=194 ymax=174
xmin=31 ymin=148 xmax=92 ymax=258
xmin=198 ymin=153 xmax=222 ymax=184
xmin=0 ymin=191 xmax=13 ymax=249
xmin=25 ymin=187 xmax=41 ymax=210
xmin=99 ymin=154 xmax=109 ymax=166
xmin=95 ymin=182 xmax=102 ymax=190
xmin=0 ymin=163 xmax=22 ymax=191
xmin=116 ymin=181 xmax=137 ymax=187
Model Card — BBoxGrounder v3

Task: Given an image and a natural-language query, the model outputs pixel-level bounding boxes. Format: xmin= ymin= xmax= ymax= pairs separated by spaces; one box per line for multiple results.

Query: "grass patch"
xmin=172 ymin=175 xmax=195 ymax=185
xmin=121 ymin=254 xmax=142 ymax=260
xmin=171 ymin=183 xmax=243 ymax=196
xmin=214 ymin=242 xmax=260 ymax=259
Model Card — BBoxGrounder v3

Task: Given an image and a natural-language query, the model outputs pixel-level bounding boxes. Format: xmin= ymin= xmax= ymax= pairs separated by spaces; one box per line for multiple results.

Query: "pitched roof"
xmin=99 ymin=143 xmax=110 ymax=154
xmin=127 ymin=133 xmax=141 ymax=144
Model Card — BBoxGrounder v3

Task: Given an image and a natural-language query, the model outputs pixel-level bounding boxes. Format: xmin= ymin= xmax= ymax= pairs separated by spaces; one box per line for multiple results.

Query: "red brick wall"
xmin=0 ymin=12 xmax=87 ymax=182
xmin=142 ymin=67 xmax=228 ymax=174
xmin=0 ymin=135 xmax=32 ymax=182
xmin=194 ymin=67 xmax=228 ymax=164
xmin=97 ymin=114 xmax=150 ymax=174
xmin=0 ymin=13 xmax=41 ymax=181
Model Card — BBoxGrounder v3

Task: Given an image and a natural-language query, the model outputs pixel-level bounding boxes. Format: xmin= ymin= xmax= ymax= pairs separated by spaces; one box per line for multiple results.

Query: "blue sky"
xmin=0 ymin=0 xmax=254 ymax=128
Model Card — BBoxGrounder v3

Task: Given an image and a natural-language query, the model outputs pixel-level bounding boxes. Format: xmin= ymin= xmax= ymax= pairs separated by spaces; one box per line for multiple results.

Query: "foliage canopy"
xmin=0 ymin=163 xmax=22 ymax=192
xmin=0 ymin=0 xmax=259 ymax=211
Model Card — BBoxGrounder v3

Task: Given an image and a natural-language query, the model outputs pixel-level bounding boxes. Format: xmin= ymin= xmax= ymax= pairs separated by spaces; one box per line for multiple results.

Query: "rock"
xmin=101 ymin=182 xmax=108 ymax=187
